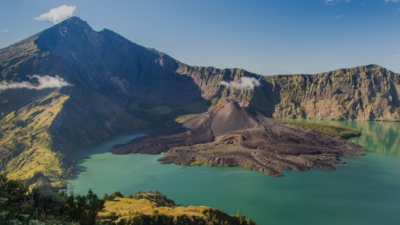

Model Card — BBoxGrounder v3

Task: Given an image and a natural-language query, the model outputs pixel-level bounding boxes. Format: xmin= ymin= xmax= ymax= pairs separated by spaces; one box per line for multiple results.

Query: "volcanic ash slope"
xmin=111 ymin=100 xmax=362 ymax=176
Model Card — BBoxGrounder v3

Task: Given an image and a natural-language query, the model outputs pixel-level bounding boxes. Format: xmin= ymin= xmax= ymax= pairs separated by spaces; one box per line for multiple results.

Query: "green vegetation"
xmin=100 ymin=192 xmax=257 ymax=225
xmin=124 ymin=191 xmax=176 ymax=207
xmin=283 ymin=121 xmax=361 ymax=138
xmin=0 ymin=174 xmax=105 ymax=225
xmin=0 ymin=175 xmax=257 ymax=225
xmin=175 ymin=114 xmax=197 ymax=123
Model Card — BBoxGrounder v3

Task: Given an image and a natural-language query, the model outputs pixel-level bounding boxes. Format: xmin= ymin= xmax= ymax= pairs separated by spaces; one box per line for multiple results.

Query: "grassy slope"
xmin=283 ymin=121 xmax=361 ymax=138
xmin=101 ymin=197 xmax=208 ymax=221
xmin=0 ymin=90 xmax=70 ymax=189
xmin=99 ymin=192 xmax=255 ymax=224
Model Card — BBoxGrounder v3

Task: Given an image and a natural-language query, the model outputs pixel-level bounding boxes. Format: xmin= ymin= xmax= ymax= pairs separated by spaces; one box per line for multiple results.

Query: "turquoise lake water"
xmin=68 ymin=121 xmax=400 ymax=225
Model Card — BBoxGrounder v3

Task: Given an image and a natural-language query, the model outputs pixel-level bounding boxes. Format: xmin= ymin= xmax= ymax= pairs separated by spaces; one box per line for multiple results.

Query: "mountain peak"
xmin=65 ymin=16 xmax=83 ymax=22
xmin=364 ymin=64 xmax=384 ymax=69
xmin=33 ymin=16 xmax=99 ymax=52
xmin=56 ymin=16 xmax=92 ymax=30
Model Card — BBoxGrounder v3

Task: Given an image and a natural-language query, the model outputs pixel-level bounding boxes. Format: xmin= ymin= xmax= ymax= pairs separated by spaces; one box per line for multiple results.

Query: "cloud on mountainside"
xmin=0 ymin=75 xmax=72 ymax=91
xmin=35 ymin=5 xmax=76 ymax=24
xmin=219 ymin=77 xmax=261 ymax=90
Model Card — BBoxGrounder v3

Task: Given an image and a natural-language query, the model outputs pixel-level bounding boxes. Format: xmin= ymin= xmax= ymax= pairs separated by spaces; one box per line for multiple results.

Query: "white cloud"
xmin=334 ymin=14 xmax=345 ymax=19
xmin=0 ymin=75 xmax=72 ymax=91
xmin=385 ymin=0 xmax=400 ymax=2
xmin=0 ymin=30 xmax=9 ymax=33
xmin=34 ymin=5 xmax=76 ymax=24
xmin=325 ymin=0 xmax=352 ymax=5
xmin=219 ymin=77 xmax=261 ymax=90
xmin=394 ymin=54 xmax=400 ymax=57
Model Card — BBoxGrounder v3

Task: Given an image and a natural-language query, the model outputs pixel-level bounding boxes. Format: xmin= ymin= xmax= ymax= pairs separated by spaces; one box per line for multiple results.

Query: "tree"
xmin=236 ymin=210 xmax=246 ymax=225
xmin=28 ymin=188 xmax=65 ymax=223
xmin=59 ymin=189 xmax=104 ymax=225
xmin=101 ymin=193 xmax=109 ymax=201
xmin=86 ymin=189 xmax=105 ymax=225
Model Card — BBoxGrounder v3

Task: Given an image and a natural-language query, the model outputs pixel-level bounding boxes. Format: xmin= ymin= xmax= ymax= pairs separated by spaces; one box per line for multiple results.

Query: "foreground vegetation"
xmin=0 ymin=175 xmax=257 ymax=225
xmin=283 ymin=121 xmax=361 ymax=138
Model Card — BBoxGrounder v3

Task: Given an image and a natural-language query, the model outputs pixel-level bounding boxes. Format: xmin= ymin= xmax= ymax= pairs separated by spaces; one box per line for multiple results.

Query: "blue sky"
xmin=0 ymin=0 xmax=399 ymax=75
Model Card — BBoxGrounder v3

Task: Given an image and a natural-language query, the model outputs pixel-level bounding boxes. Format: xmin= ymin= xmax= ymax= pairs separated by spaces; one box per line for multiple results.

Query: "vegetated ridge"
xmin=0 ymin=175 xmax=256 ymax=225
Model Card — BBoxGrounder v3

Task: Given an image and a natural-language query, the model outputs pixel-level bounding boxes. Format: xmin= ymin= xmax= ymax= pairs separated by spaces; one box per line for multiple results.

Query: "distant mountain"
xmin=0 ymin=17 xmax=399 ymax=188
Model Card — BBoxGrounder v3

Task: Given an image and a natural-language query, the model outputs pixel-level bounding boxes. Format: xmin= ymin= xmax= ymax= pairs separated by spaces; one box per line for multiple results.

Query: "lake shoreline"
xmin=68 ymin=120 xmax=400 ymax=225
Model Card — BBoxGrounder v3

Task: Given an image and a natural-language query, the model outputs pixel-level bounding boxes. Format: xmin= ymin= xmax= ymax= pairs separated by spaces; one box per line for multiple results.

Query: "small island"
xmin=111 ymin=100 xmax=363 ymax=176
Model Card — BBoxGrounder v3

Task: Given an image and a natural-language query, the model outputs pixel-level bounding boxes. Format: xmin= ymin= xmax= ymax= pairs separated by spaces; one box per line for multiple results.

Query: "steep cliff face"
xmin=177 ymin=64 xmax=400 ymax=121
xmin=176 ymin=65 xmax=278 ymax=116
xmin=264 ymin=65 xmax=400 ymax=121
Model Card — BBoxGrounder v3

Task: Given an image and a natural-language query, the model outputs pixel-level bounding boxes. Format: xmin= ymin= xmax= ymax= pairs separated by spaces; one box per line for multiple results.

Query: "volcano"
xmin=1 ymin=17 xmax=381 ymax=186
xmin=111 ymin=100 xmax=362 ymax=176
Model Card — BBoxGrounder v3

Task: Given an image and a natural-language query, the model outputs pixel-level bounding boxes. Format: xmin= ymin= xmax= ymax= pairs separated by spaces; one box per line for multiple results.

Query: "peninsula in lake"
xmin=0 ymin=17 xmax=398 ymax=188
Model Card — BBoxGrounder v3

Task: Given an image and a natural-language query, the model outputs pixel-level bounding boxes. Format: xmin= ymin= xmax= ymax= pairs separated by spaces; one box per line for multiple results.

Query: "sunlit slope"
xmin=0 ymin=88 xmax=149 ymax=188
xmin=0 ymin=91 xmax=70 ymax=188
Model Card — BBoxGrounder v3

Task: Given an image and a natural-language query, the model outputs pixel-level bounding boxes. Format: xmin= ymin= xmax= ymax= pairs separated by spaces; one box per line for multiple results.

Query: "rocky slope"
xmin=111 ymin=100 xmax=362 ymax=176
xmin=0 ymin=16 xmax=398 ymax=187
xmin=265 ymin=65 xmax=400 ymax=120
xmin=176 ymin=64 xmax=400 ymax=121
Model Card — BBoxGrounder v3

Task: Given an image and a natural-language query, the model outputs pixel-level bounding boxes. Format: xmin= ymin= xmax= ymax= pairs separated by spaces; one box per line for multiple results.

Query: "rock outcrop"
xmin=264 ymin=65 xmax=400 ymax=121
xmin=176 ymin=65 xmax=400 ymax=121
